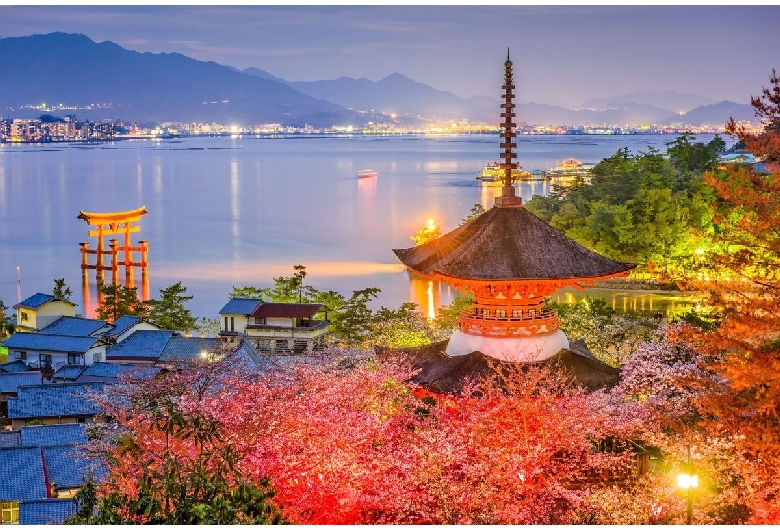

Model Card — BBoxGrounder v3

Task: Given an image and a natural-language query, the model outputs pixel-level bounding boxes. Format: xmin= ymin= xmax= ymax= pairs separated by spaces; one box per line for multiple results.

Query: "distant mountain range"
xmin=0 ymin=32 xmax=351 ymax=126
xmin=0 ymin=32 xmax=758 ymax=127
xmin=581 ymin=91 xmax=718 ymax=113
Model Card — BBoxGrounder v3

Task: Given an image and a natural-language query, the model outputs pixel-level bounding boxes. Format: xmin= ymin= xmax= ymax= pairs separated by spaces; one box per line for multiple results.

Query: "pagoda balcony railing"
xmin=458 ymin=308 xmax=560 ymax=337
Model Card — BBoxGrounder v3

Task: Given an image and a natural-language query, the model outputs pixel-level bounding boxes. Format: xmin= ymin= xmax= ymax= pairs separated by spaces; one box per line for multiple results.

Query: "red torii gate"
xmin=77 ymin=207 xmax=149 ymax=288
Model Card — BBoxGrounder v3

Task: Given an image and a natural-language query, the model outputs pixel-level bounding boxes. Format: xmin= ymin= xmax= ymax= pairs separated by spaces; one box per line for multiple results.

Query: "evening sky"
xmin=1 ymin=4 xmax=778 ymax=107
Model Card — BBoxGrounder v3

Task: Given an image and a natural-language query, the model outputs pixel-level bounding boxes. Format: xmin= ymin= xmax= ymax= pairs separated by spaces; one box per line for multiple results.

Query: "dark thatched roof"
xmin=393 ymin=205 xmax=634 ymax=281
xmin=377 ymin=340 xmax=619 ymax=394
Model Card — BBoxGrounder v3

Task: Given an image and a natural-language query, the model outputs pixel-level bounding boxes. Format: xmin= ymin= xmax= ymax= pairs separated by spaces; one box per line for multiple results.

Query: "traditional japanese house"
xmin=392 ymin=52 xmax=635 ymax=389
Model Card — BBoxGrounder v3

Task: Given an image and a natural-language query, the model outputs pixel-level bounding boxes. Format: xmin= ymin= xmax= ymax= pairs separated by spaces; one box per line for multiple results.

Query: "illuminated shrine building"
xmin=393 ymin=52 xmax=634 ymax=364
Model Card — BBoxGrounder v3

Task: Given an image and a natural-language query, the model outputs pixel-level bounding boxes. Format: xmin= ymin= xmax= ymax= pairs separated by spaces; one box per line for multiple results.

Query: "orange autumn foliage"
xmin=681 ymin=69 xmax=780 ymax=523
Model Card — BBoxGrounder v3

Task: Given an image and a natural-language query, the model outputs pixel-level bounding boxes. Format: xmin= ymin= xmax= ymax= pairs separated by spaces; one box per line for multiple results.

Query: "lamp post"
xmin=677 ymin=446 xmax=698 ymax=525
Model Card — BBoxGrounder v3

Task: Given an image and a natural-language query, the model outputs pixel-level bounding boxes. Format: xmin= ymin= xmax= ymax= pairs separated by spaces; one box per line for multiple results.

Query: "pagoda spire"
xmin=495 ymin=49 xmax=522 ymax=207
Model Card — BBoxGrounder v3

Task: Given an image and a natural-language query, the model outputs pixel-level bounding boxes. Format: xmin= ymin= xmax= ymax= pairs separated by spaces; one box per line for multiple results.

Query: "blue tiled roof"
xmin=21 ymin=424 xmax=88 ymax=447
xmin=0 ymin=372 xmax=42 ymax=393
xmin=1 ymin=360 xmax=30 ymax=373
xmin=2 ymin=333 xmax=100 ymax=353
xmin=19 ymin=499 xmax=77 ymax=525
xmin=39 ymin=316 xmax=108 ymax=337
xmin=106 ymin=330 xmax=173 ymax=361
xmin=158 ymin=336 xmax=223 ymax=362
xmin=78 ymin=362 xmax=161 ymax=381
xmin=219 ymin=297 xmax=262 ymax=315
xmin=0 ymin=446 xmax=47 ymax=501
xmin=42 ymin=445 xmax=94 ymax=488
xmin=106 ymin=315 xmax=143 ymax=337
xmin=53 ymin=364 xmax=87 ymax=380
xmin=14 ymin=293 xmax=55 ymax=310
xmin=0 ymin=430 xmax=21 ymax=448
xmin=7 ymin=382 xmax=105 ymax=419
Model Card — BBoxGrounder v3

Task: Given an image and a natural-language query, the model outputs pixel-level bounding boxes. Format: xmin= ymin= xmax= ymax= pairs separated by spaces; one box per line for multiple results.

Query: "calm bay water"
xmin=0 ymin=134 xmax=719 ymax=321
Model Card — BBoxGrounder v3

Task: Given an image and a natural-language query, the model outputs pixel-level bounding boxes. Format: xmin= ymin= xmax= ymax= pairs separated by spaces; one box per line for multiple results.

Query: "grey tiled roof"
xmin=42 ymin=445 xmax=93 ymax=488
xmin=39 ymin=316 xmax=108 ymax=337
xmin=2 ymin=333 xmax=100 ymax=353
xmin=20 ymin=424 xmax=88 ymax=447
xmin=19 ymin=499 xmax=77 ymax=525
xmin=1 ymin=360 xmax=30 ymax=373
xmin=219 ymin=297 xmax=262 ymax=315
xmin=106 ymin=330 xmax=173 ymax=361
xmin=0 ymin=430 xmax=21 ymax=447
xmin=0 ymin=372 xmax=42 ymax=393
xmin=7 ymin=382 xmax=105 ymax=419
xmin=77 ymin=362 xmax=161 ymax=381
xmin=14 ymin=293 xmax=55 ymax=310
xmin=158 ymin=336 xmax=223 ymax=362
xmin=0 ymin=446 xmax=47 ymax=501
xmin=53 ymin=364 xmax=87 ymax=380
xmin=106 ymin=315 xmax=143 ymax=337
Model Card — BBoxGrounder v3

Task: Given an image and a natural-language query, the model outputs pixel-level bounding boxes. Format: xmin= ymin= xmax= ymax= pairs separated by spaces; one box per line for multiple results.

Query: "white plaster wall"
xmin=446 ymin=329 xmax=569 ymax=362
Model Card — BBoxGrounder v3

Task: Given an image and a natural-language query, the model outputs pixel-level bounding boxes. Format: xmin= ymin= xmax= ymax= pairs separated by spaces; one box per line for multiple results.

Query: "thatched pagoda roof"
xmin=393 ymin=205 xmax=634 ymax=281
xmin=377 ymin=340 xmax=620 ymax=394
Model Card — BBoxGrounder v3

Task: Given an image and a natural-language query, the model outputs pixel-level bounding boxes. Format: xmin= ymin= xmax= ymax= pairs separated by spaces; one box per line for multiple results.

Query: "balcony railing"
xmin=245 ymin=320 xmax=330 ymax=332
xmin=459 ymin=308 xmax=560 ymax=337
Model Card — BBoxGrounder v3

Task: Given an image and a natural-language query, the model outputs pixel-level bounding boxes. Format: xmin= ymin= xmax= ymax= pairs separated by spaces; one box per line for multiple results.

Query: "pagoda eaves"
xmin=393 ymin=206 xmax=635 ymax=284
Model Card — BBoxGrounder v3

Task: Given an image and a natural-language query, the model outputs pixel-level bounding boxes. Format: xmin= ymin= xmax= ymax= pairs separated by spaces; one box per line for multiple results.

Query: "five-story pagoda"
xmin=393 ymin=51 xmax=635 ymax=363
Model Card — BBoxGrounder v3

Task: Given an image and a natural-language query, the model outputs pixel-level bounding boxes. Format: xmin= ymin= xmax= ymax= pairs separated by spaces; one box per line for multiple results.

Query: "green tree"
xmin=328 ymin=287 xmax=381 ymax=346
xmin=95 ymin=282 xmax=149 ymax=322
xmin=0 ymin=299 xmax=9 ymax=339
xmin=459 ymin=203 xmax=486 ymax=226
xmin=411 ymin=219 xmax=440 ymax=246
xmin=230 ymin=285 xmax=266 ymax=299
xmin=193 ymin=317 xmax=221 ymax=337
xmin=434 ymin=294 xmax=474 ymax=332
xmin=370 ymin=302 xmax=438 ymax=348
xmin=231 ymin=265 xmax=316 ymax=303
xmin=147 ymin=282 xmax=197 ymax=332
xmin=550 ymin=297 xmax=662 ymax=367
xmin=52 ymin=278 xmax=73 ymax=302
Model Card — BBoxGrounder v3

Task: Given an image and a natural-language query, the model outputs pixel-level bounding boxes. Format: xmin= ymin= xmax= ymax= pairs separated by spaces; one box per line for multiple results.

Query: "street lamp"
xmin=677 ymin=446 xmax=698 ymax=525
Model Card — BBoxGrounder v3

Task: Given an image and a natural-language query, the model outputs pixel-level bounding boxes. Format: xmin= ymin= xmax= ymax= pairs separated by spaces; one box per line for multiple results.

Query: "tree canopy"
xmin=525 ymin=134 xmax=724 ymax=279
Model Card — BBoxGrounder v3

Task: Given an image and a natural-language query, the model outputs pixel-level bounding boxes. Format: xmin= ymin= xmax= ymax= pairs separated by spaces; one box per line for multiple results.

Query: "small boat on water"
xmin=358 ymin=169 xmax=378 ymax=179
xmin=547 ymin=158 xmax=594 ymax=178
xmin=477 ymin=161 xmax=531 ymax=184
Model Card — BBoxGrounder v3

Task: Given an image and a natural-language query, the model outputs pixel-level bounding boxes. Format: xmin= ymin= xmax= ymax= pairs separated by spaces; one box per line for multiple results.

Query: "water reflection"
xmin=230 ymin=160 xmax=240 ymax=255
xmin=552 ymin=287 xmax=696 ymax=319
xmin=81 ymin=273 xmax=150 ymax=320
xmin=407 ymin=274 xmax=694 ymax=321
xmin=358 ymin=175 xmax=377 ymax=198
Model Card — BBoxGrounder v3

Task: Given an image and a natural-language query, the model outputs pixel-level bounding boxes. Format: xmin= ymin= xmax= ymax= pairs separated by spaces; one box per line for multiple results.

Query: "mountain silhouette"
xmin=0 ymin=33 xmax=756 ymax=128
xmin=582 ymin=91 xmax=720 ymax=114
xmin=663 ymin=100 xmax=757 ymax=126
xmin=0 ymin=32 xmax=352 ymax=126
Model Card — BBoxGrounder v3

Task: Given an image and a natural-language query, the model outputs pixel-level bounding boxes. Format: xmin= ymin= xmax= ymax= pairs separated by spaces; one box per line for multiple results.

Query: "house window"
xmin=94 ymin=352 xmax=102 ymax=362
xmin=14 ymin=351 xmax=27 ymax=361
xmin=224 ymin=316 xmax=228 ymax=331
xmin=230 ymin=316 xmax=234 ymax=332
xmin=68 ymin=352 xmax=83 ymax=365
xmin=20 ymin=311 xmax=28 ymax=322
xmin=1 ymin=501 xmax=20 ymax=524
xmin=39 ymin=353 xmax=52 ymax=368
